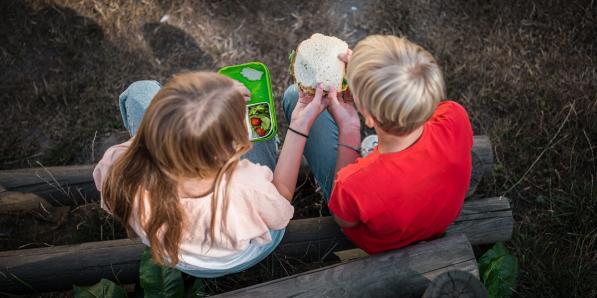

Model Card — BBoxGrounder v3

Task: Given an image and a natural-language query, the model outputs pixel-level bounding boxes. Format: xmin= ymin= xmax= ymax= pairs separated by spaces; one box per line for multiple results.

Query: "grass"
xmin=1 ymin=0 xmax=596 ymax=297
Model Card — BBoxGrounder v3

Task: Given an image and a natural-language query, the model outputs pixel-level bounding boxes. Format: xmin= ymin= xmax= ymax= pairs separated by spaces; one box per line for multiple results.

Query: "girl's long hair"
xmin=102 ymin=72 xmax=251 ymax=266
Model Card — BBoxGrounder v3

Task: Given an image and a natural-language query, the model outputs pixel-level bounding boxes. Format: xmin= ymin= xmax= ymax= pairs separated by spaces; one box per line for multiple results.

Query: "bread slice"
xmin=292 ymin=33 xmax=348 ymax=95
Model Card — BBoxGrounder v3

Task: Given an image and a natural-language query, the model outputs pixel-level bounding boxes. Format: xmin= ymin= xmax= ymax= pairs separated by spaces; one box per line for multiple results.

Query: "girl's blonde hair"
xmin=102 ymin=72 xmax=251 ymax=266
xmin=347 ymin=35 xmax=445 ymax=136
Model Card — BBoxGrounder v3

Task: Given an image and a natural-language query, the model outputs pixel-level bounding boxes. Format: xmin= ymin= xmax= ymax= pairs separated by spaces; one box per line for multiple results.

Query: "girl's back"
xmin=93 ymin=72 xmax=293 ymax=277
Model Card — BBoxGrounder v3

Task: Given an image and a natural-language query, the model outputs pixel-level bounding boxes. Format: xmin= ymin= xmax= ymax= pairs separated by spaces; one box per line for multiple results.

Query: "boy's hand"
xmin=338 ymin=49 xmax=353 ymax=64
xmin=290 ymin=83 xmax=329 ymax=134
xmin=328 ymin=86 xmax=360 ymax=132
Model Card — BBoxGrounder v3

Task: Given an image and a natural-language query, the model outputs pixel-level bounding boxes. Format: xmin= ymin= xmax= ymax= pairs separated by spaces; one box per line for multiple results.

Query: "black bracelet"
xmin=338 ymin=143 xmax=361 ymax=154
xmin=288 ymin=127 xmax=309 ymax=138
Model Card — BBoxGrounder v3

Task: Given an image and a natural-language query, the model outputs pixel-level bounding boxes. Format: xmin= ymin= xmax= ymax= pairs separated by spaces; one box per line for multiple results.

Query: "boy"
xmin=282 ymin=35 xmax=473 ymax=254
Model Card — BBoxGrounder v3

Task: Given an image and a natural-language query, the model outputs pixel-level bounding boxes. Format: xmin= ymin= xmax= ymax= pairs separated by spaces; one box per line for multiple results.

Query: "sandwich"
xmin=289 ymin=33 xmax=349 ymax=95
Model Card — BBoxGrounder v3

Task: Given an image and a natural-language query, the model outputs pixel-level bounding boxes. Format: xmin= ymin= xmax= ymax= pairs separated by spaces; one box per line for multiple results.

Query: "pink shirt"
xmin=93 ymin=141 xmax=294 ymax=268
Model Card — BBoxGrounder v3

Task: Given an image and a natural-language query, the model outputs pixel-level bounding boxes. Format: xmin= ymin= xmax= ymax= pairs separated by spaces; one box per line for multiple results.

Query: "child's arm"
xmin=334 ymin=215 xmax=359 ymax=228
xmin=273 ymin=131 xmax=309 ymax=201
xmin=273 ymin=84 xmax=328 ymax=201
xmin=327 ymin=87 xmax=361 ymax=173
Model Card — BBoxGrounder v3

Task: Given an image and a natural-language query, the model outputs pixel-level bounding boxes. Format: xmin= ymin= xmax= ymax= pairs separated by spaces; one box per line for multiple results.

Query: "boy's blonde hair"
xmin=347 ymin=35 xmax=445 ymax=136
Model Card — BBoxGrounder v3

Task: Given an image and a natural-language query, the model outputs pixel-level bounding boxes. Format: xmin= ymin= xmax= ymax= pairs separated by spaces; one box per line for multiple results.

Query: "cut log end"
xmin=422 ymin=270 xmax=488 ymax=298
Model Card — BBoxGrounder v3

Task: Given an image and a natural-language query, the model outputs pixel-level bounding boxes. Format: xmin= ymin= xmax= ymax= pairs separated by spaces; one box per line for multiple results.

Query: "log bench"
xmin=216 ymin=233 xmax=478 ymax=298
xmin=0 ymin=135 xmax=502 ymax=295
xmin=0 ymin=135 xmax=493 ymax=207
xmin=0 ymin=197 xmax=511 ymax=294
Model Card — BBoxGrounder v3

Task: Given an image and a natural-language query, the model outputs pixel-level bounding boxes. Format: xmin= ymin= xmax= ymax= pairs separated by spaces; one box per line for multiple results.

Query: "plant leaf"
xmin=139 ymin=247 xmax=184 ymax=298
xmin=260 ymin=116 xmax=271 ymax=130
xmin=288 ymin=49 xmax=296 ymax=76
xmin=478 ymin=242 xmax=519 ymax=298
xmin=184 ymin=279 xmax=207 ymax=298
xmin=73 ymin=278 xmax=127 ymax=298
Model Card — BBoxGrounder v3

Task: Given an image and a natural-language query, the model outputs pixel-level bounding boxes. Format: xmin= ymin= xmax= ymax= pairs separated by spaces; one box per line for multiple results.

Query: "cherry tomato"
xmin=250 ymin=117 xmax=262 ymax=127
xmin=255 ymin=127 xmax=267 ymax=137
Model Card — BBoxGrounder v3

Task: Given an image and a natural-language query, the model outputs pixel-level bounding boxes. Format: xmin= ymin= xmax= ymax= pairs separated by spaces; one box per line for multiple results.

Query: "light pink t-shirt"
xmin=93 ymin=141 xmax=294 ymax=268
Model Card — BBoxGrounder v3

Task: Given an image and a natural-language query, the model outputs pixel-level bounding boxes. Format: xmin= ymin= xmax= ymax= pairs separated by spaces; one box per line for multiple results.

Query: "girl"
xmin=93 ymin=72 xmax=329 ymax=277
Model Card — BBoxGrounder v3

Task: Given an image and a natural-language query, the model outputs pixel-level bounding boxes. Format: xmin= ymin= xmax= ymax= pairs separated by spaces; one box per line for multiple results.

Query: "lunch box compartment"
xmin=218 ymin=62 xmax=277 ymax=142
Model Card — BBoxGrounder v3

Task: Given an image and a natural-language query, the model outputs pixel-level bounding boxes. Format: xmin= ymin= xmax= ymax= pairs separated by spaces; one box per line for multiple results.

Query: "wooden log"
xmin=215 ymin=233 xmax=477 ymax=298
xmin=0 ymin=165 xmax=97 ymax=206
xmin=0 ymin=136 xmax=493 ymax=206
xmin=0 ymin=192 xmax=50 ymax=213
xmin=468 ymin=135 xmax=494 ymax=197
xmin=0 ymin=197 xmax=511 ymax=294
xmin=422 ymin=270 xmax=488 ymax=298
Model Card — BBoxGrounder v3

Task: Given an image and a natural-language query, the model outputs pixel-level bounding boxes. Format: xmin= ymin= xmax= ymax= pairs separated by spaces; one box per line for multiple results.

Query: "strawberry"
xmin=250 ymin=117 xmax=262 ymax=127
xmin=255 ymin=127 xmax=267 ymax=137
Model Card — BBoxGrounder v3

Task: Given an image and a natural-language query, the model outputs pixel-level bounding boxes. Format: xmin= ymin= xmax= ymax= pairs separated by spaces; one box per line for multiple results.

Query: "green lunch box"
xmin=218 ymin=62 xmax=277 ymax=143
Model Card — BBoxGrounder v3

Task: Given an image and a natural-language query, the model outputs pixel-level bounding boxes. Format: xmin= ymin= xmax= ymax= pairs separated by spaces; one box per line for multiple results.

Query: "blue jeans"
xmin=119 ymin=80 xmax=283 ymax=278
xmin=282 ymin=85 xmax=339 ymax=202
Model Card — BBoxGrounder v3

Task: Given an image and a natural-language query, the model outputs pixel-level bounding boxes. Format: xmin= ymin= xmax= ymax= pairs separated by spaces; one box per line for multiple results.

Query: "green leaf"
xmin=73 ymin=278 xmax=127 ymax=298
xmin=248 ymin=104 xmax=267 ymax=117
xmin=184 ymin=279 xmax=207 ymax=298
xmin=288 ymin=49 xmax=296 ymax=63
xmin=259 ymin=116 xmax=271 ymax=130
xmin=478 ymin=242 xmax=519 ymax=298
xmin=288 ymin=50 xmax=296 ymax=76
xmin=341 ymin=78 xmax=348 ymax=91
xmin=139 ymin=247 xmax=184 ymax=298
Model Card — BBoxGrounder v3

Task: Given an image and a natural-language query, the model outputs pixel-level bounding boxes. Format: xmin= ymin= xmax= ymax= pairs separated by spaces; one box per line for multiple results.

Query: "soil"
xmin=1 ymin=0 xmax=596 ymax=297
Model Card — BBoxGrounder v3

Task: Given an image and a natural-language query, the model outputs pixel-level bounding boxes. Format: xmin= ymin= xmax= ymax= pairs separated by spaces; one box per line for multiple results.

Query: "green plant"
xmin=73 ymin=278 xmax=127 ymax=298
xmin=478 ymin=242 xmax=519 ymax=298
xmin=73 ymin=247 xmax=206 ymax=298
xmin=139 ymin=247 xmax=184 ymax=297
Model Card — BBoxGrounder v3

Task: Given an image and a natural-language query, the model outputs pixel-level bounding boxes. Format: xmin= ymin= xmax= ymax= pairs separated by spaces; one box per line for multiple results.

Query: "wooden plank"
xmin=0 ymin=136 xmax=493 ymax=206
xmin=0 ymin=239 xmax=142 ymax=295
xmin=334 ymin=248 xmax=368 ymax=261
xmin=448 ymin=216 xmax=513 ymax=245
xmin=0 ymin=165 xmax=97 ymax=206
xmin=0 ymin=192 xmax=50 ymax=213
xmin=422 ymin=270 xmax=488 ymax=298
xmin=468 ymin=135 xmax=494 ymax=197
xmin=0 ymin=197 xmax=511 ymax=294
xmin=215 ymin=233 xmax=477 ymax=298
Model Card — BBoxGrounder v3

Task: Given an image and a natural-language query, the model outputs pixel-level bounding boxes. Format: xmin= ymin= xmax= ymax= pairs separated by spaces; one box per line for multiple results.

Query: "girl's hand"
xmin=233 ymin=80 xmax=251 ymax=102
xmin=290 ymin=83 xmax=329 ymax=134
xmin=327 ymin=86 xmax=360 ymax=132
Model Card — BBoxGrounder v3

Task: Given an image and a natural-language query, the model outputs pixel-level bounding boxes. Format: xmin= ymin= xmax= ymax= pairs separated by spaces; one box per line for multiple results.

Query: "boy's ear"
xmin=363 ymin=111 xmax=376 ymax=128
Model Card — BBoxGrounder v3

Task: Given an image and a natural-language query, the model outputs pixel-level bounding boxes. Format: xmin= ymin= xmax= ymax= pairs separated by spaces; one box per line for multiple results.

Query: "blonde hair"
xmin=347 ymin=35 xmax=445 ymax=136
xmin=102 ymin=72 xmax=251 ymax=266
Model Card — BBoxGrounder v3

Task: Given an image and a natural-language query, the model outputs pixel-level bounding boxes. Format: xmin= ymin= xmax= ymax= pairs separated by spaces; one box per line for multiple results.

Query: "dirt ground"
xmin=1 ymin=0 xmax=596 ymax=297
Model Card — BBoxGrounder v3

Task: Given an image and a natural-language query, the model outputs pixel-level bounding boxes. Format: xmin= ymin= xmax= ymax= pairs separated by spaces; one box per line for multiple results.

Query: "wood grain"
xmin=468 ymin=135 xmax=494 ymax=197
xmin=422 ymin=270 xmax=488 ymax=298
xmin=0 ymin=135 xmax=493 ymax=206
xmin=0 ymin=197 xmax=511 ymax=294
xmin=215 ymin=234 xmax=477 ymax=298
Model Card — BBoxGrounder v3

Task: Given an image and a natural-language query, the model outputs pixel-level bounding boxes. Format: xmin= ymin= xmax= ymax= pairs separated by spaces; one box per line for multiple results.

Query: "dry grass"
xmin=1 ymin=0 xmax=596 ymax=297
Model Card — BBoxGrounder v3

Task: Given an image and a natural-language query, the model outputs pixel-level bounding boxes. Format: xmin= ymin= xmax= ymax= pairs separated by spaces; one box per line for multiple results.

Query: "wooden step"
xmin=215 ymin=233 xmax=477 ymax=298
xmin=0 ymin=196 xmax=511 ymax=294
xmin=0 ymin=135 xmax=493 ymax=206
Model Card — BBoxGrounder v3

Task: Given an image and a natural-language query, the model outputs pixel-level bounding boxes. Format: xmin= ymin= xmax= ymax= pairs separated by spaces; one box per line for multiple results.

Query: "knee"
xmin=281 ymin=84 xmax=299 ymax=116
xmin=119 ymin=80 xmax=161 ymax=106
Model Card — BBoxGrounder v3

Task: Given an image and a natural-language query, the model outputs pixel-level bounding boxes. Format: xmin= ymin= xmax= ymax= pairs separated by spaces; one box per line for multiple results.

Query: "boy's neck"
xmin=376 ymin=126 xmax=424 ymax=154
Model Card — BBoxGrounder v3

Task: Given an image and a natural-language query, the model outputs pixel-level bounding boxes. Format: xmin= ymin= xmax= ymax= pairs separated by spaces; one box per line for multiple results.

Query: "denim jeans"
xmin=118 ymin=80 xmax=283 ymax=278
xmin=281 ymin=84 xmax=339 ymax=202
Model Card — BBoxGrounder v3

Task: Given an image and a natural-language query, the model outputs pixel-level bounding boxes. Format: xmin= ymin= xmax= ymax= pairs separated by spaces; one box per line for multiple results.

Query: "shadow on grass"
xmin=0 ymin=1 xmax=214 ymax=169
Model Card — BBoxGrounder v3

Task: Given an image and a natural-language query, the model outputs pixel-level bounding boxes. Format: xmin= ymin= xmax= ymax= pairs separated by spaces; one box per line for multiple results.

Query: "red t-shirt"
xmin=328 ymin=101 xmax=473 ymax=254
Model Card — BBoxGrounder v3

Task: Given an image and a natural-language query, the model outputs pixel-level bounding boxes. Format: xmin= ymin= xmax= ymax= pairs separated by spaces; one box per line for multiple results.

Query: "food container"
xmin=218 ymin=62 xmax=277 ymax=142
